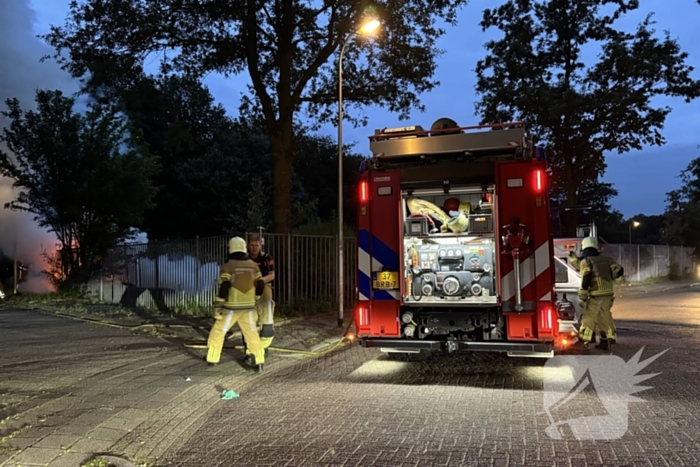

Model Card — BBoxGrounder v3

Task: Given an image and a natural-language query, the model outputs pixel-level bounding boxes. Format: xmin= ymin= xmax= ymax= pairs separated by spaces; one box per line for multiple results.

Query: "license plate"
xmin=372 ymin=271 xmax=399 ymax=290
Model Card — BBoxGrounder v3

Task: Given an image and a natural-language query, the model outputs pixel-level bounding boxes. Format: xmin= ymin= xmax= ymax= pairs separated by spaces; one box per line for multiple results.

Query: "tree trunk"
xmin=270 ymin=122 xmax=295 ymax=234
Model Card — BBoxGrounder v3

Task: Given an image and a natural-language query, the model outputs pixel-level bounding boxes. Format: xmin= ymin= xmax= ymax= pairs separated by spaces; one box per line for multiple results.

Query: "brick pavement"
xmin=161 ymin=317 xmax=700 ymax=466
xmin=2 ymin=290 xmax=700 ymax=467
xmin=0 ymin=308 xmax=350 ymax=467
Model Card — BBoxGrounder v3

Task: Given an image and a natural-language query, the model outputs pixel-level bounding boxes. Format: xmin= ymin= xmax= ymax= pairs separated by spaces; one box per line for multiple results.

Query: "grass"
xmin=173 ymin=300 xmax=212 ymax=317
xmin=276 ymin=296 xmax=336 ymax=318
xmin=3 ymin=291 xmax=146 ymax=324
xmin=615 ymin=272 xmax=697 ymax=286
xmin=81 ymin=456 xmax=162 ymax=467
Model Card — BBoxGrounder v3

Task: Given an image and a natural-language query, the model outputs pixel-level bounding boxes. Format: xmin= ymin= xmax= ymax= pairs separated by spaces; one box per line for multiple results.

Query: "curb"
xmin=615 ymin=282 xmax=700 ymax=296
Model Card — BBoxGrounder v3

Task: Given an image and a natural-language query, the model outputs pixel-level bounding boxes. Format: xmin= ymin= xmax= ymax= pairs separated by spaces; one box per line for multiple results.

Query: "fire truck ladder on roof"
xmin=368 ymin=121 xmax=532 ymax=160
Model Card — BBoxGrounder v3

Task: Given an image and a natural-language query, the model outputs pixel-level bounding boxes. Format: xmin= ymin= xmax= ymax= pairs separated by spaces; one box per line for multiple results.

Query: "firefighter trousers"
xmin=244 ymin=285 xmax=275 ymax=355
xmin=207 ymin=308 xmax=265 ymax=365
xmin=579 ymin=295 xmax=616 ymax=344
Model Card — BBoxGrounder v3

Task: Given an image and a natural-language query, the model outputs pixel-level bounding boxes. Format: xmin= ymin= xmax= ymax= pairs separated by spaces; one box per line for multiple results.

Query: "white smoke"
xmin=0 ymin=0 xmax=78 ymax=292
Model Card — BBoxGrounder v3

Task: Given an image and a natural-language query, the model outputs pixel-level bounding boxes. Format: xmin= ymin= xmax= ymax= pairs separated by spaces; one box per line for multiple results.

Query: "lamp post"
xmin=628 ymin=220 xmax=640 ymax=246
xmin=629 ymin=220 xmax=640 ymax=280
xmin=338 ymin=18 xmax=380 ymax=327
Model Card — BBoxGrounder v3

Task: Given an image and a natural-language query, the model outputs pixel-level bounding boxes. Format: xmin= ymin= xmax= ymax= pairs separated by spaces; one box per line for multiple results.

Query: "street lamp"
xmin=629 ymin=220 xmax=640 ymax=246
xmin=338 ymin=17 xmax=380 ymax=327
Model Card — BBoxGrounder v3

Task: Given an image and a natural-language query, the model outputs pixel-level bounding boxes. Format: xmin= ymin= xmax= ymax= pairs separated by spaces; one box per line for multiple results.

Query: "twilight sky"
xmin=10 ymin=0 xmax=700 ymax=222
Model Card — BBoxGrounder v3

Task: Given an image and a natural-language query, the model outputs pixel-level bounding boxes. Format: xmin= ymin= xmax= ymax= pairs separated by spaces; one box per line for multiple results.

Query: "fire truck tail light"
xmin=356 ymin=304 xmax=370 ymax=328
xmin=538 ymin=304 xmax=556 ymax=338
xmin=534 ymin=169 xmax=543 ymax=193
xmin=359 ymin=181 xmax=368 ymax=202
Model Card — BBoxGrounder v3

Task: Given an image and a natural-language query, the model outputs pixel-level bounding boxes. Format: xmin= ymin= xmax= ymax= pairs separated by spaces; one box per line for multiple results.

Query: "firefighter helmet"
xmin=443 ymin=197 xmax=460 ymax=213
xmin=228 ymin=237 xmax=247 ymax=254
xmin=581 ymin=236 xmax=599 ymax=251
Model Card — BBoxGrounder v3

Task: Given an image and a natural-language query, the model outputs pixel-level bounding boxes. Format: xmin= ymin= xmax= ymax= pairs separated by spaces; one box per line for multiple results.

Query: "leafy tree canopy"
xmin=0 ymin=89 xmax=158 ymax=287
xmin=663 ymin=153 xmax=700 ymax=254
xmin=42 ymin=0 xmax=467 ymax=233
xmin=474 ymin=0 xmax=700 ymax=236
xmin=88 ymin=72 xmax=367 ymax=240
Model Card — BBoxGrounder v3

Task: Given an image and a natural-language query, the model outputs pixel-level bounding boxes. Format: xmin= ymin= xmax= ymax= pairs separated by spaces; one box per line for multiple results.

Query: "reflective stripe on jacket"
xmin=579 ymin=254 xmax=619 ymax=299
xmin=215 ymin=258 xmax=263 ymax=310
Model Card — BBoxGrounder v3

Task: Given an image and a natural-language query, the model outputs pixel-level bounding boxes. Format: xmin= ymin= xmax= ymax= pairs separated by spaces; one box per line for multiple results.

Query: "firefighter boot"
xmin=238 ymin=310 xmax=265 ymax=372
xmin=595 ymin=331 xmax=609 ymax=350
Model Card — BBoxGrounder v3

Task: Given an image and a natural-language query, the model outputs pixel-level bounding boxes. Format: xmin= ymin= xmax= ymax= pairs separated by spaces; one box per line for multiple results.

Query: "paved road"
xmin=164 ymin=289 xmax=700 ymax=467
xmin=1 ymin=288 xmax=699 ymax=467
xmin=612 ymin=286 xmax=700 ymax=327
xmin=0 ymin=308 xmax=347 ymax=466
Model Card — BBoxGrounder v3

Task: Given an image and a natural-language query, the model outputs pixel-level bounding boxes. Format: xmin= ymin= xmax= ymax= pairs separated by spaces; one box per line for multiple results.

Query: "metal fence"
xmin=602 ymin=244 xmax=696 ymax=282
xmin=87 ymin=234 xmax=696 ymax=313
xmin=86 ymin=233 xmax=357 ymax=312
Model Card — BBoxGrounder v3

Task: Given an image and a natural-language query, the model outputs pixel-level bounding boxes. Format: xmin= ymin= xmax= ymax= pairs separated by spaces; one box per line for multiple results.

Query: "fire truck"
xmin=354 ymin=119 xmax=578 ymax=359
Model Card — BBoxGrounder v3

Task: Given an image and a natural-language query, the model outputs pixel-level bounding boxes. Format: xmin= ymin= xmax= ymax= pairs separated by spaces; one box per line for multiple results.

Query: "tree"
xmin=41 ymin=0 xmax=467 ymax=234
xmin=663 ymin=154 xmax=700 ymax=255
xmin=291 ymin=129 xmax=366 ymax=227
xmin=474 ymin=0 xmax=700 ymax=236
xmin=0 ymin=89 xmax=157 ymax=288
xmin=88 ymin=73 xmax=241 ymax=240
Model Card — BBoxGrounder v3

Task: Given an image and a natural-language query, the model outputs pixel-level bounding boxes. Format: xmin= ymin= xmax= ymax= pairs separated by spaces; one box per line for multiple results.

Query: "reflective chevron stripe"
xmin=501 ymin=241 xmax=552 ymax=302
xmin=357 ymin=229 xmax=400 ymax=301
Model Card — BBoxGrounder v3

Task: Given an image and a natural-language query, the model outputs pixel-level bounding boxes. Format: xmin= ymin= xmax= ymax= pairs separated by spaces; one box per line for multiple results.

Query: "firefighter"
xmin=577 ymin=236 xmax=624 ymax=350
xmin=243 ymin=234 xmax=276 ymax=362
xmin=568 ymin=250 xmax=582 ymax=271
xmin=206 ymin=237 xmax=266 ymax=371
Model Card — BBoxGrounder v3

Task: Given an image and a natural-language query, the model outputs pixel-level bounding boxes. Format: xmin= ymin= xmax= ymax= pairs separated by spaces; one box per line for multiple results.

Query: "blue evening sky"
xmin=25 ymin=0 xmax=700 ymax=218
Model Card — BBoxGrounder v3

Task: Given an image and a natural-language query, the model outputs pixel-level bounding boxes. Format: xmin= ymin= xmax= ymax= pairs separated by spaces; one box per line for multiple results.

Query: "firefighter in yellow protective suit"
xmin=242 ymin=234 xmax=276 ymax=364
xmin=206 ymin=237 xmax=266 ymax=371
xmin=577 ymin=236 xmax=624 ymax=350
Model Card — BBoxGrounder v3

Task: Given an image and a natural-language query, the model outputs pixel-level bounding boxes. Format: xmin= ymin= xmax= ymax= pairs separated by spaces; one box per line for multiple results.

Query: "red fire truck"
xmin=354 ymin=119 xmax=576 ymax=358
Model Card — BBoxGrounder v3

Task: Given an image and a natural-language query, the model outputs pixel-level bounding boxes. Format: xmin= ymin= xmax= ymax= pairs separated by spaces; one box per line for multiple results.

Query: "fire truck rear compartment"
xmin=396 ymin=184 xmax=513 ymax=345
xmin=402 ymin=187 xmax=497 ymax=307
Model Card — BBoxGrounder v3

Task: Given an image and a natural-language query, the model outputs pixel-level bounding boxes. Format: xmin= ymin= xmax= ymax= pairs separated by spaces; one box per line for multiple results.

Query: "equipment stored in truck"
xmin=354 ymin=118 xmax=576 ymax=358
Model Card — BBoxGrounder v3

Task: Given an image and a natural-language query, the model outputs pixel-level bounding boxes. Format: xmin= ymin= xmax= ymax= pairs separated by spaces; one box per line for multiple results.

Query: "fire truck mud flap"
xmin=361 ymin=339 xmax=553 ymax=356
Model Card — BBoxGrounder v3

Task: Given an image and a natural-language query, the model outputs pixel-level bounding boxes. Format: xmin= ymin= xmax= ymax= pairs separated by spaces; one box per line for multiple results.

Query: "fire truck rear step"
xmin=361 ymin=338 xmax=553 ymax=354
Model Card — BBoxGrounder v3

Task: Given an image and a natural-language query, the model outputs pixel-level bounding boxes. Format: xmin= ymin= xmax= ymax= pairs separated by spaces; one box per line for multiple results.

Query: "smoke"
xmin=0 ymin=0 xmax=78 ymax=292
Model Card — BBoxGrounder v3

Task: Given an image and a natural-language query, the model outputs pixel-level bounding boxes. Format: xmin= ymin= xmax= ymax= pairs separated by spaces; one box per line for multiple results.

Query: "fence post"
xmin=336 ymin=233 xmax=340 ymax=313
xmin=637 ymin=244 xmax=640 ymax=282
xmin=653 ymin=245 xmax=657 ymax=278
xmin=123 ymin=244 xmax=128 ymax=285
xmin=100 ymin=264 xmax=104 ymax=302
xmin=154 ymin=245 xmax=159 ymax=292
xmin=617 ymin=245 xmax=622 ymax=266
xmin=286 ymin=234 xmax=292 ymax=305
xmin=681 ymin=246 xmax=684 ymax=276
xmin=195 ymin=236 xmax=200 ymax=291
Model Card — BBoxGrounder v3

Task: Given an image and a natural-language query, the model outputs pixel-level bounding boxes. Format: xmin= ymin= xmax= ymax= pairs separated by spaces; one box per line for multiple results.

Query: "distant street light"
xmin=337 ymin=17 xmax=381 ymax=327
xmin=629 ymin=220 xmax=640 ymax=246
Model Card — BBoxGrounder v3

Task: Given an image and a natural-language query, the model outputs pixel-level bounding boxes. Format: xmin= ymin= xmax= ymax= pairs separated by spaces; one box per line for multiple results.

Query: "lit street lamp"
xmin=337 ymin=17 xmax=380 ymax=327
xmin=629 ymin=220 xmax=640 ymax=246
xmin=629 ymin=220 xmax=641 ymax=281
